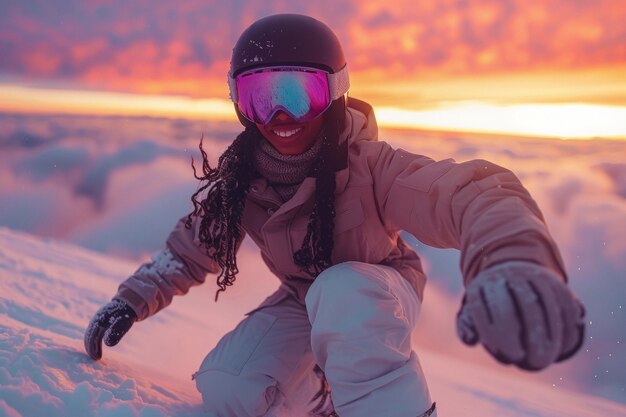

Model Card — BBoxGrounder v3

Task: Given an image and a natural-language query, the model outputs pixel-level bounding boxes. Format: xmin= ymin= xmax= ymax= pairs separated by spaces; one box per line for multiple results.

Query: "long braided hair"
xmin=187 ymin=98 xmax=346 ymax=300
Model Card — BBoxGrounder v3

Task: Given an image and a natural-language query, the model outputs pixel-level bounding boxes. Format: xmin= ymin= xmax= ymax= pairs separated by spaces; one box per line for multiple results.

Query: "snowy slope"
xmin=1 ymin=227 xmax=625 ymax=417
xmin=3 ymin=113 xmax=626 ymax=403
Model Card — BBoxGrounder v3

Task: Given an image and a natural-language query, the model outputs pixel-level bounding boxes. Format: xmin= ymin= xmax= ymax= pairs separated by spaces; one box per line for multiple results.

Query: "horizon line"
xmin=1 ymin=84 xmax=625 ymax=141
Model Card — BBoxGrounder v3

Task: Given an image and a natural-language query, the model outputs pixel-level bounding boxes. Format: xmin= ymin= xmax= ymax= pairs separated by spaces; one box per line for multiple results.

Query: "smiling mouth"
xmin=272 ymin=127 xmax=303 ymax=138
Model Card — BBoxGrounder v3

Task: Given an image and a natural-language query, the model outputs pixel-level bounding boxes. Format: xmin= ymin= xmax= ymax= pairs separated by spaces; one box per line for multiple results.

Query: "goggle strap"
xmin=228 ymin=72 xmax=238 ymax=103
xmin=328 ymin=64 xmax=350 ymax=101
xmin=227 ymin=65 xmax=350 ymax=103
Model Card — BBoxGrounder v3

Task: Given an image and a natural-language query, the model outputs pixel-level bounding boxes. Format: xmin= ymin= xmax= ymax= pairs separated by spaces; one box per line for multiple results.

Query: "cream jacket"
xmin=116 ymin=106 xmax=566 ymax=320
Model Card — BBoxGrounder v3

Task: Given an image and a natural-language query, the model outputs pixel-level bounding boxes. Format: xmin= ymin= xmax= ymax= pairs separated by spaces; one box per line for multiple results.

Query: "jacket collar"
xmin=333 ymin=106 xmax=377 ymax=194
xmin=247 ymin=106 xmax=377 ymax=213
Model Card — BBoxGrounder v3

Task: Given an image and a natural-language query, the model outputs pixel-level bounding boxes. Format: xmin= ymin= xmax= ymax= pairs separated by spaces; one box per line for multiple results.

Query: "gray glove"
xmin=456 ymin=261 xmax=585 ymax=370
xmin=84 ymin=299 xmax=137 ymax=360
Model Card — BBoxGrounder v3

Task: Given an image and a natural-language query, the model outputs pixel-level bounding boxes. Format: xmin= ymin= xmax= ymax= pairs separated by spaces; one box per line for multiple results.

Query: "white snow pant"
xmin=193 ymin=261 xmax=436 ymax=417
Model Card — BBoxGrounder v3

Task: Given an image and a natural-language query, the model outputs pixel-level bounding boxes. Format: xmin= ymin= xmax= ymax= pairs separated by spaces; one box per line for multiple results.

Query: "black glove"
xmin=456 ymin=261 xmax=586 ymax=371
xmin=84 ymin=299 xmax=137 ymax=360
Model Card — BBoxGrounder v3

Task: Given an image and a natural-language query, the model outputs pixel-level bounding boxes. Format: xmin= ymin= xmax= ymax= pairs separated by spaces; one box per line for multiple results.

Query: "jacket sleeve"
xmin=368 ymin=141 xmax=567 ymax=286
xmin=114 ymin=214 xmax=231 ymax=321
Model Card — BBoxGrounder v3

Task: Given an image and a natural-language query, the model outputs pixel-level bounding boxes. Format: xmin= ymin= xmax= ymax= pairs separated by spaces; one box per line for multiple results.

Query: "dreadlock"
xmin=187 ymin=98 xmax=346 ymax=300
xmin=186 ymin=126 xmax=258 ymax=300
xmin=293 ymin=100 xmax=345 ymax=275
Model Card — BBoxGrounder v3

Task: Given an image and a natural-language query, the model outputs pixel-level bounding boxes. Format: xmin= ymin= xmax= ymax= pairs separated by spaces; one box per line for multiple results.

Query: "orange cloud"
xmin=22 ymin=46 xmax=63 ymax=76
xmin=0 ymin=0 xmax=624 ymax=104
xmin=344 ymin=0 xmax=626 ymax=76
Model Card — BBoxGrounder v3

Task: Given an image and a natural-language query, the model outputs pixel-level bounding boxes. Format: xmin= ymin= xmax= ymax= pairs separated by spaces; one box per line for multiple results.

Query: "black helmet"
xmin=229 ymin=13 xmax=347 ymax=77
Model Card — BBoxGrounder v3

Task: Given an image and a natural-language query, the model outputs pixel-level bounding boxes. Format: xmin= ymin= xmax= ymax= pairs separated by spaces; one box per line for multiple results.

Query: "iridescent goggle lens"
xmin=235 ymin=67 xmax=332 ymax=125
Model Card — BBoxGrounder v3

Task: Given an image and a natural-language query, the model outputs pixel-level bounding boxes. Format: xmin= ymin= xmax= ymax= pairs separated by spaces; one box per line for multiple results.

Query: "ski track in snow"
xmin=1 ymin=227 xmax=626 ymax=417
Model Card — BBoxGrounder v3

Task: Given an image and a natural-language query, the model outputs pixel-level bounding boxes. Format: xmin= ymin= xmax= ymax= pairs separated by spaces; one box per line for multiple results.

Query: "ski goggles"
xmin=228 ymin=65 xmax=350 ymax=125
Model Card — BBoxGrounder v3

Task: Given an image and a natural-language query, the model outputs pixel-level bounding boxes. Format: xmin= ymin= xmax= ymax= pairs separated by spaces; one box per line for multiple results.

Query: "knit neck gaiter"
xmin=253 ymin=135 xmax=323 ymax=202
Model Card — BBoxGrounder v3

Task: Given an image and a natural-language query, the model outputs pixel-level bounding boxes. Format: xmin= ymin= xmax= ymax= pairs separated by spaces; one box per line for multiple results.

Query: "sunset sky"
xmin=1 ymin=0 xmax=625 ymax=138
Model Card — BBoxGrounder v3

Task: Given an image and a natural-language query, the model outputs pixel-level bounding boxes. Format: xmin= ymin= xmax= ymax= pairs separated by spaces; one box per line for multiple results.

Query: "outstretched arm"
xmin=84 ymin=214 xmax=234 ymax=360
xmin=371 ymin=142 xmax=565 ymax=281
xmin=369 ymin=141 xmax=585 ymax=369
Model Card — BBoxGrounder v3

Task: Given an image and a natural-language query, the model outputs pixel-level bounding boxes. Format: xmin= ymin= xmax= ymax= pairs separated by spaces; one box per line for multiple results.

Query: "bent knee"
xmin=195 ymin=370 xmax=280 ymax=416
xmin=306 ymin=262 xmax=415 ymax=340
xmin=315 ymin=261 xmax=366 ymax=284
xmin=306 ymin=262 xmax=389 ymax=308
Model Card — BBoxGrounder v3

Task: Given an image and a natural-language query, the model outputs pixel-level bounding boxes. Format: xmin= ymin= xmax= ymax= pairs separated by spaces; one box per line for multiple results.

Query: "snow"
xmin=1 ymin=228 xmax=626 ymax=416
xmin=0 ymin=229 xmax=203 ymax=416
xmin=135 ymin=249 xmax=184 ymax=280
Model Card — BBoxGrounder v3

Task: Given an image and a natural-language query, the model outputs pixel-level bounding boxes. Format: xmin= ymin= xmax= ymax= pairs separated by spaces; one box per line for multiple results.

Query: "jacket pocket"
xmin=193 ymin=311 xmax=277 ymax=378
xmin=333 ymin=198 xmax=365 ymax=235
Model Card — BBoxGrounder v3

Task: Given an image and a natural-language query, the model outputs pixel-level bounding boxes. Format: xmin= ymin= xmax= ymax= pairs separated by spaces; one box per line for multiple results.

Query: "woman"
xmin=85 ymin=14 xmax=586 ymax=417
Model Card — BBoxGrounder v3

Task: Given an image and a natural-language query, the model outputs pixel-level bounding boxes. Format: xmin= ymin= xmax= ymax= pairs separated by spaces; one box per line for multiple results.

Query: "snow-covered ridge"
xmin=1 ymin=227 xmax=625 ymax=417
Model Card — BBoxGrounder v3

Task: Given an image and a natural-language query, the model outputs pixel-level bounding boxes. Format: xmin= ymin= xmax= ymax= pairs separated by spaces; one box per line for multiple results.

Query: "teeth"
xmin=272 ymin=127 xmax=302 ymax=138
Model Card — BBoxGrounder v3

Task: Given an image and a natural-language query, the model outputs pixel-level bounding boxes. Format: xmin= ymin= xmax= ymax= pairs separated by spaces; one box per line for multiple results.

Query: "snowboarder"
xmin=84 ymin=13 xmax=586 ymax=417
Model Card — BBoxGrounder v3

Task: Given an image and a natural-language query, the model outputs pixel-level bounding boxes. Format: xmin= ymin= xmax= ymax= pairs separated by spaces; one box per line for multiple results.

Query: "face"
xmin=256 ymin=110 xmax=324 ymax=155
